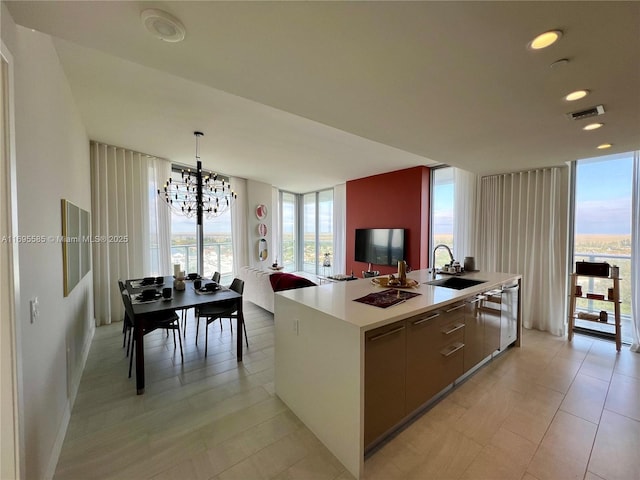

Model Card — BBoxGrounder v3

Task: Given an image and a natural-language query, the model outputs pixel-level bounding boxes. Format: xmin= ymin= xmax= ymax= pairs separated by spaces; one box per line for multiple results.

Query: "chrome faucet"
xmin=431 ymin=244 xmax=455 ymax=279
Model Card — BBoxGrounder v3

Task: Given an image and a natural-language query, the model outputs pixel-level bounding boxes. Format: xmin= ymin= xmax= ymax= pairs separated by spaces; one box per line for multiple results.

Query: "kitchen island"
xmin=274 ymin=269 xmax=521 ymax=479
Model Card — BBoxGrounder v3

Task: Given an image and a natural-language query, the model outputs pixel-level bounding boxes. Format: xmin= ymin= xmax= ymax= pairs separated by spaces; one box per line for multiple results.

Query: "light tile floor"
xmin=54 ymin=303 xmax=640 ymax=480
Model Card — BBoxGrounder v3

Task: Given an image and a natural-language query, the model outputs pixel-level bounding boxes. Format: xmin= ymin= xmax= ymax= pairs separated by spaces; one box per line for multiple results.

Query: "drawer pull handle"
xmin=442 ymin=323 xmax=465 ymax=335
xmin=369 ymin=326 xmax=405 ymax=341
xmin=412 ymin=313 xmax=440 ymax=325
xmin=446 ymin=304 xmax=465 ymax=313
xmin=441 ymin=342 xmax=465 ymax=357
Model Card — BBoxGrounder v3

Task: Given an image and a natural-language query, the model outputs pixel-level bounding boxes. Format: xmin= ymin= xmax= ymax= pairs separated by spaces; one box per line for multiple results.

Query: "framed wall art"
xmin=61 ymin=199 xmax=91 ymax=297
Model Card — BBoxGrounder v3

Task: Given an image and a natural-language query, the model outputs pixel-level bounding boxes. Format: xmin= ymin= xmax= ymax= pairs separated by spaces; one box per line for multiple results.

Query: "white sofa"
xmin=238 ymin=266 xmax=319 ymax=313
xmin=238 ymin=266 xmax=276 ymax=313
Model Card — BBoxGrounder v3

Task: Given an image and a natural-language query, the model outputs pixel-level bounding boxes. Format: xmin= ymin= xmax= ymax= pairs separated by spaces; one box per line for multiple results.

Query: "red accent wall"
xmin=346 ymin=166 xmax=431 ymax=277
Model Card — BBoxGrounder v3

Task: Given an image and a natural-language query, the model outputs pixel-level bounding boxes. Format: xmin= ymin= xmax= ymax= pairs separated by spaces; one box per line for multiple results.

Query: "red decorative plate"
xmin=256 ymin=204 xmax=267 ymax=220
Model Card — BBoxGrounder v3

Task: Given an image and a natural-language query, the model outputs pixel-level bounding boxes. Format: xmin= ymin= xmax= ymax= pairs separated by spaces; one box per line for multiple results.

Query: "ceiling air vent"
xmin=566 ymin=105 xmax=605 ymax=121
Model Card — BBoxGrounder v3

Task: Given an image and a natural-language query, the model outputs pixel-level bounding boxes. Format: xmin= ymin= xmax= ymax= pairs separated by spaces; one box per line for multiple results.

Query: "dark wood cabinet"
xmin=434 ymin=303 xmax=465 ymax=392
xmin=364 ymin=321 xmax=406 ymax=447
xmin=406 ymin=303 xmax=465 ymax=415
xmin=405 ymin=311 xmax=442 ymax=413
xmin=464 ymin=291 xmax=501 ymax=372
xmin=482 ymin=292 xmax=501 ymax=356
xmin=364 ymin=293 xmax=509 ymax=450
xmin=463 ymin=296 xmax=484 ymax=373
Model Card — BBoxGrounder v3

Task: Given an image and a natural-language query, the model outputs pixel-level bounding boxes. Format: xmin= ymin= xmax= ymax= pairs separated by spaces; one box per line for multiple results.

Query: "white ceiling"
xmin=6 ymin=1 xmax=640 ymax=193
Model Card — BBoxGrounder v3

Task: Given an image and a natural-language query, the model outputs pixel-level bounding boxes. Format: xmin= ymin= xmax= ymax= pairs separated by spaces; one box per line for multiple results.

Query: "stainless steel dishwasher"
xmin=500 ymin=283 xmax=519 ymax=349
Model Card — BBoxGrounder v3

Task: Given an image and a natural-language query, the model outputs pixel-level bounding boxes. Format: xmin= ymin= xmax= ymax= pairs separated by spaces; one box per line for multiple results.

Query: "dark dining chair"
xmin=118 ymin=280 xmax=134 ymax=356
xmin=195 ymin=278 xmax=247 ymax=356
xmin=187 ymin=271 xmax=223 ymax=336
xmin=120 ymin=289 xmax=183 ymax=378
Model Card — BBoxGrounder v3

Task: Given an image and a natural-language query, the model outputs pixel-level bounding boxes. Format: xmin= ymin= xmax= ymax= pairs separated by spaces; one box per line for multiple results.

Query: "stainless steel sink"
xmin=425 ymin=277 xmax=487 ymax=290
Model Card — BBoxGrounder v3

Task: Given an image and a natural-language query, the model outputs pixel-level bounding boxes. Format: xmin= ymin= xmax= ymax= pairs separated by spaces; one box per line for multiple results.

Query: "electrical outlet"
xmin=30 ymin=297 xmax=39 ymax=323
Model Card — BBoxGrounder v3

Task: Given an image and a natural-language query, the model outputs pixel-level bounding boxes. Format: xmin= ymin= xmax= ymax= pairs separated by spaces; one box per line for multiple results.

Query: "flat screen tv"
xmin=354 ymin=228 xmax=406 ymax=266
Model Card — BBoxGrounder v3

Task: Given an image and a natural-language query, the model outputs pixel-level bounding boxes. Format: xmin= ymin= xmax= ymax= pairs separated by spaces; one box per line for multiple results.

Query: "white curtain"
xmin=333 ymin=183 xmax=347 ymax=275
xmin=91 ymin=142 xmax=172 ymax=326
xmin=631 ymin=151 xmax=640 ymax=352
xmin=230 ymin=176 xmax=248 ymax=276
xmin=477 ymin=167 xmax=569 ymax=335
xmin=148 ymin=158 xmax=172 ymax=276
xmin=453 ymin=168 xmax=478 ymax=262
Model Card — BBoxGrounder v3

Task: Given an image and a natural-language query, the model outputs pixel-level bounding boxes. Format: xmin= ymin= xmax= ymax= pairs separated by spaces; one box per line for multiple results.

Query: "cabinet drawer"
xmin=437 ymin=303 xmax=466 ymax=347
xmin=441 ymin=302 xmax=465 ymax=321
xmin=407 ymin=305 xmax=465 ymax=345
xmin=364 ymin=321 xmax=406 ymax=447
xmin=438 ymin=319 xmax=465 ymax=345
xmin=406 ymin=313 xmax=440 ymax=413
xmin=434 ymin=340 xmax=465 ymax=391
xmin=464 ymin=298 xmax=484 ymax=372
xmin=436 ymin=302 xmax=466 ymax=388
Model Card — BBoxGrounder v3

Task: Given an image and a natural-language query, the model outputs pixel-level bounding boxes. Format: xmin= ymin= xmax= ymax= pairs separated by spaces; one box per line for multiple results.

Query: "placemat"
xmin=354 ymin=289 xmax=421 ymax=308
xmin=132 ymin=294 xmax=162 ymax=304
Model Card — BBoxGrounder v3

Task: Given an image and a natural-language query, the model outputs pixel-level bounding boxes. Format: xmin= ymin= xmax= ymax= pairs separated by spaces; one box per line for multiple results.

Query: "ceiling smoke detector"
xmin=566 ymin=105 xmax=605 ymax=121
xmin=141 ymin=9 xmax=185 ymax=43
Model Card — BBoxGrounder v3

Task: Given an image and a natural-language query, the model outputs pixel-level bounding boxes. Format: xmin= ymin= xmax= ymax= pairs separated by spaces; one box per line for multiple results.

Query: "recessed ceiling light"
xmin=141 ymin=9 xmax=186 ymax=43
xmin=583 ymin=123 xmax=603 ymax=131
xmin=528 ymin=30 xmax=563 ymax=50
xmin=597 ymin=143 xmax=612 ymax=149
xmin=565 ymin=90 xmax=590 ymax=101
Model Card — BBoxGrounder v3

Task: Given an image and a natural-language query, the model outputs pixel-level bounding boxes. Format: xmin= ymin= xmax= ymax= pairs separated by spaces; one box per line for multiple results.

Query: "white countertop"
xmin=276 ymin=269 xmax=521 ymax=331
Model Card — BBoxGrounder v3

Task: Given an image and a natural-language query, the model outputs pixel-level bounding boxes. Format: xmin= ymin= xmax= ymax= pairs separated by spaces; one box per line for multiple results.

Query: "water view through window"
xmin=168 ymin=171 xmax=233 ymax=284
xmin=170 ymin=211 xmax=233 ymax=284
xmin=573 ymin=152 xmax=633 ymax=343
xmin=280 ymin=189 xmax=333 ymax=275
xmin=281 ymin=192 xmax=297 ymax=272
xmin=303 ymin=190 xmax=333 ymax=275
xmin=431 ymin=167 xmax=454 ymax=269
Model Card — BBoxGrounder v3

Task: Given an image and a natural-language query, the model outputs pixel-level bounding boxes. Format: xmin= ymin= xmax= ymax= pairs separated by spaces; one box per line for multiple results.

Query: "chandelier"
xmin=158 ymin=131 xmax=237 ymax=219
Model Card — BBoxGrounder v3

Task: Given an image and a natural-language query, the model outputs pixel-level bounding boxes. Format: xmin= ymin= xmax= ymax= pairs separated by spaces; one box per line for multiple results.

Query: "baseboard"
xmin=43 ymin=321 xmax=95 ymax=480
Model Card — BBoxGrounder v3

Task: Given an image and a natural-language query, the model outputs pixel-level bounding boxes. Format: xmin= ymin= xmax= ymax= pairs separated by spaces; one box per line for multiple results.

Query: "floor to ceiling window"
xmin=303 ymin=193 xmax=317 ymax=273
xmin=571 ymin=152 xmax=633 ymax=343
xmin=168 ymin=168 xmax=234 ymax=283
xmin=280 ymin=191 xmax=297 ymax=272
xmin=280 ymin=188 xmax=333 ymax=275
xmin=317 ymin=189 xmax=334 ymax=275
xmin=430 ymin=166 xmax=455 ymax=269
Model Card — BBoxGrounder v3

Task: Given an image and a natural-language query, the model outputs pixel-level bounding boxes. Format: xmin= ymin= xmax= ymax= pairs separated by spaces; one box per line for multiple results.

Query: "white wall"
xmin=1 ymin=19 xmax=20 ymax=479
xmin=247 ymin=179 xmax=274 ymax=267
xmin=2 ymin=7 xmax=94 ymax=479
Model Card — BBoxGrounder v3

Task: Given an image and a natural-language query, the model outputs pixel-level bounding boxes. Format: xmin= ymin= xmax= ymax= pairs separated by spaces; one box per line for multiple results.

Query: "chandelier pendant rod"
xmin=195 ymin=132 xmax=204 ymax=276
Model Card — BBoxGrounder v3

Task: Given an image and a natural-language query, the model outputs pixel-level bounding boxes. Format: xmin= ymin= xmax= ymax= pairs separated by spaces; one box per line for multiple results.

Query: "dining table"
xmin=126 ymin=275 xmax=244 ymax=394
